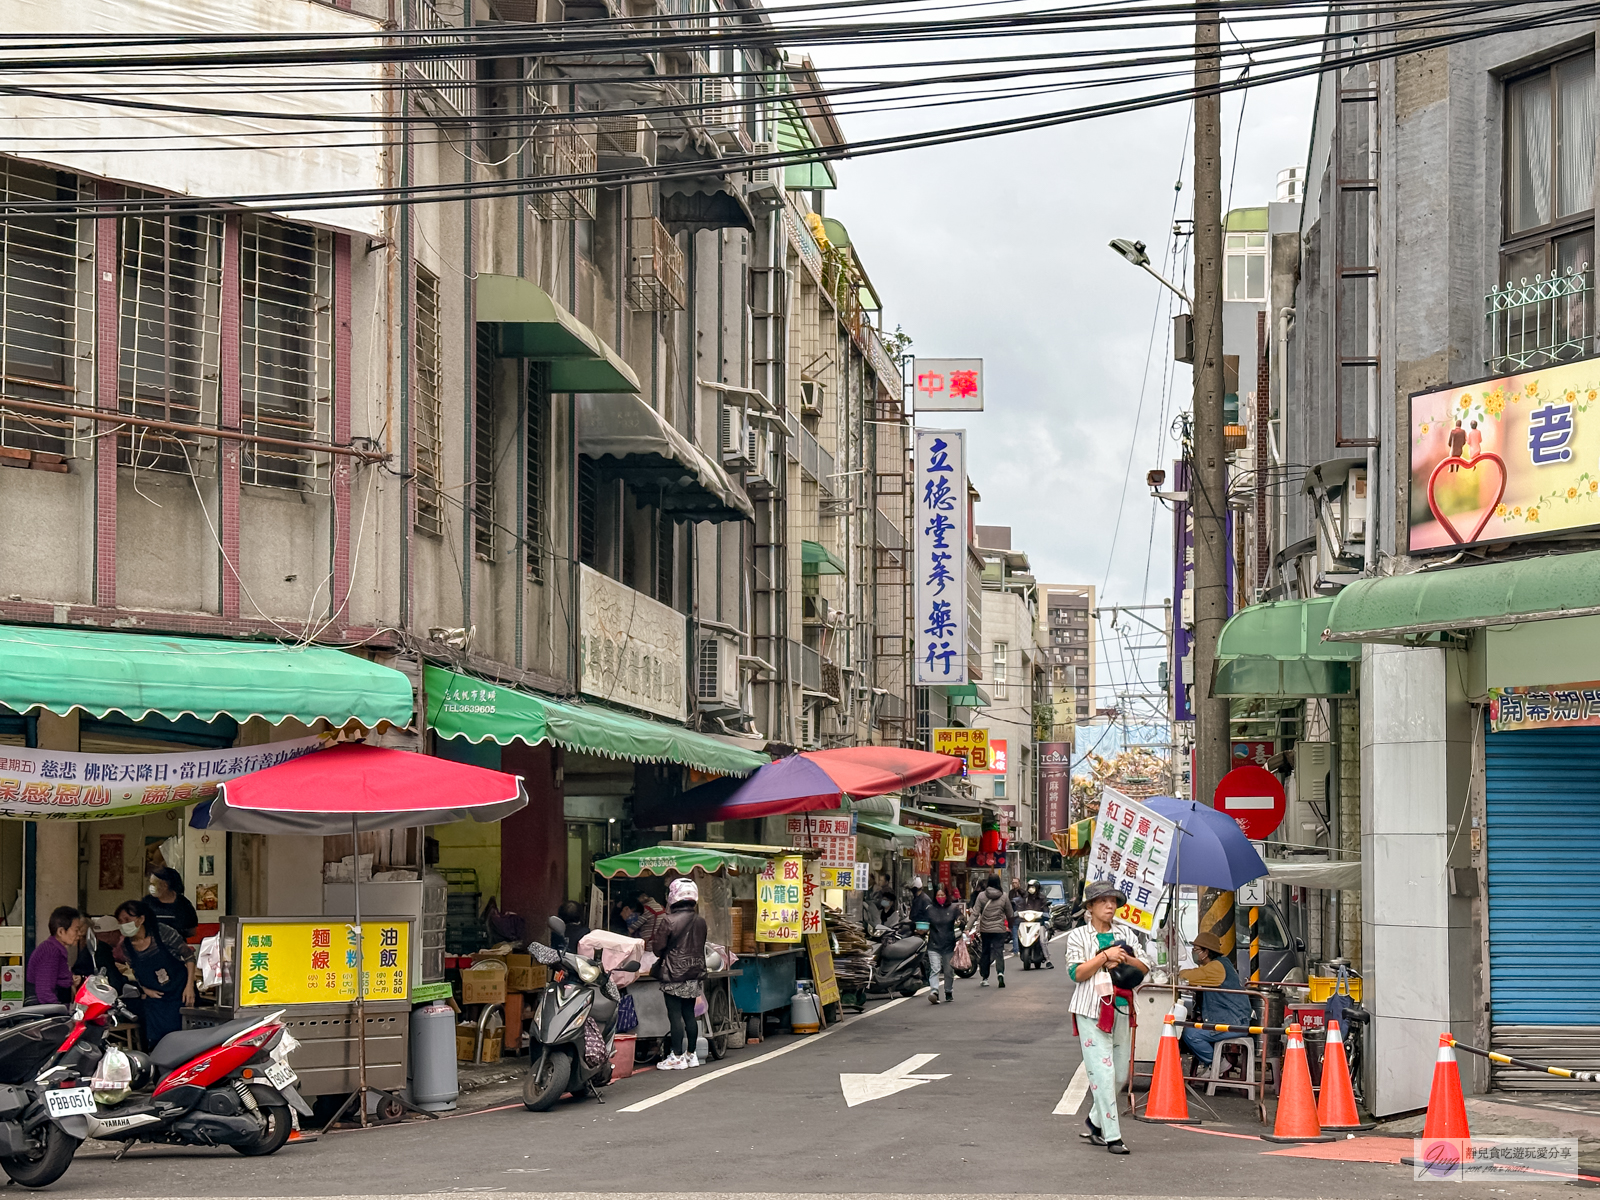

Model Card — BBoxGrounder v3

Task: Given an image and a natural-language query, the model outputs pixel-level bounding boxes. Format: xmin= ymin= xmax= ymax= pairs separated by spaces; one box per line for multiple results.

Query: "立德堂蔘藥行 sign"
xmin=915 ymin=430 xmax=968 ymax=686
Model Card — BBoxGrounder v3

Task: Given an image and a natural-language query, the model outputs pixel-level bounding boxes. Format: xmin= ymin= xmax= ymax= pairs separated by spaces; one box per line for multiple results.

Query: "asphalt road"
xmin=38 ymin=946 xmax=1573 ymax=1199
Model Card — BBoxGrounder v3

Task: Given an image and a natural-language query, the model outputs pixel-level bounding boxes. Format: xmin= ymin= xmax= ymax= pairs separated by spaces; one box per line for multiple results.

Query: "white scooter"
xmin=1016 ymin=909 xmax=1053 ymax=970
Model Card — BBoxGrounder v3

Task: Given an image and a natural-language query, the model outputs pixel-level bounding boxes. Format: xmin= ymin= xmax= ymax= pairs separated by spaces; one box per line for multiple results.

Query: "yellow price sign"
xmin=932 ymin=727 xmax=989 ymax=770
xmin=238 ymin=920 xmax=410 ymax=1006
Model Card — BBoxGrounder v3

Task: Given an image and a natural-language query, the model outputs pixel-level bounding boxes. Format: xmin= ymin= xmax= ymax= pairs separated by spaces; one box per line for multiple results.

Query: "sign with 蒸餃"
xmin=1491 ymin=682 xmax=1600 ymax=731
xmin=1085 ymin=792 xmax=1176 ymax=933
xmin=915 ymin=430 xmax=968 ymax=686
xmin=932 ymin=727 xmax=989 ymax=770
xmin=1409 ymin=356 xmax=1600 ymax=551
xmin=0 ymin=737 xmax=322 ymax=820
xmin=236 ymin=920 xmax=410 ymax=1006
xmin=756 ymin=855 xmax=804 ymax=943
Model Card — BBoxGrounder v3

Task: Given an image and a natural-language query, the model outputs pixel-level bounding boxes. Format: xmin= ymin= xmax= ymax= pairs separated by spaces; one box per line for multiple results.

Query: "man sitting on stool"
xmin=1177 ymin=932 xmax=1253 ymax=1073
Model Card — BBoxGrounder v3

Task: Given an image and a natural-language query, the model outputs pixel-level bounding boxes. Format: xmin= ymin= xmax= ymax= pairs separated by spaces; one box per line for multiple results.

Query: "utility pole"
xmin=1191 ymin=0 xmax=1229 ymax=811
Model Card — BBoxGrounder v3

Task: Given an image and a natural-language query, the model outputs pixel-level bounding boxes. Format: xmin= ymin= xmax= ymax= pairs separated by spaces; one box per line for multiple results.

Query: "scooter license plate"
xmin=44 ymin=1087 xmax=95 ymax=1118
xmin=264 ymin=1062 xmax=297 ymax=1090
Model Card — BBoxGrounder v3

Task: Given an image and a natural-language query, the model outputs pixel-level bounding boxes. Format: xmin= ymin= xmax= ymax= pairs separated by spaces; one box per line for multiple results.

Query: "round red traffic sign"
xmin=1213 ymin=764 xmax=1286 ymax=840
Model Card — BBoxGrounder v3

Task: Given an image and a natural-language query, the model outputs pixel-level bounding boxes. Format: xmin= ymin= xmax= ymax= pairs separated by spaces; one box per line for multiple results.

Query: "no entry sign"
xmin=1213 ymin=764 xmax=1286 ymax=840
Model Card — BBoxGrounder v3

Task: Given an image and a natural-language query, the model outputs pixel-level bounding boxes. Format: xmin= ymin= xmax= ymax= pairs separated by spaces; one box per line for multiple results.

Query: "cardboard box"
xmin=505 ymin=954 xmax=546 ymax=993
xmin=455 ymin=1026 xmax=503 ymax=1063
xmin=460 ymin=961 xmax=507 ymax=1006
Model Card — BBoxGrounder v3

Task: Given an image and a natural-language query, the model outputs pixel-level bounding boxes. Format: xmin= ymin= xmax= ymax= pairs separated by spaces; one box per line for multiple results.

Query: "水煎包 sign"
xmin=912 ymin=358 xmax=983 ymax=411
xmin=1409 ymin=356 xmax=1600 ymax=551
xmin=1491 ymin=682 xmax=1600 ymax=731
xmin=932 ymin=726 xmax=988 ymax=769
xmin=236 ymin=919 xmax=411 ymax=1006
xmin=757 ymin=855 xmax=804 ymax=943
xmin=0 ymin=737 xmax=322 ymax=820
xmin=915 ymin=430 xmax=968 ymax=686
xmin=1085 ymin=792 xmax=1176 ymax=932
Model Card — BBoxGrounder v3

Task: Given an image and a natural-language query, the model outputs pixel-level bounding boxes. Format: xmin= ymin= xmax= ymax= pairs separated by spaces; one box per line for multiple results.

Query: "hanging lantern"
xmin=980 ymin=828 xmax=1001 ymax=854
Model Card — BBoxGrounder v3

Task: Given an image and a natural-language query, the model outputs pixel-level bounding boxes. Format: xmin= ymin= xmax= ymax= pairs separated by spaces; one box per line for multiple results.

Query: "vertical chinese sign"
xmin=915 ymin=429 xmax=968 ymax=687
xmin=1038 ymin=741 xmax=1071 ymax=837
xmin=756 ymin=855 xmax=803 ymax=943
xmin=1084 ymin=793 xmax=1176 ymax=932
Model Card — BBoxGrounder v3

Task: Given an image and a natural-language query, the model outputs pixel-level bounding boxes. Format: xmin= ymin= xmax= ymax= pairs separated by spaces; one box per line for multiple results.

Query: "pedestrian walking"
xmin=923 ymin=885 xmax=962 ymax=1004
xmin=1064 ymin=880 xmax=1147 ymax=1156
xmin=650 ymin=876 xmax=708 ymax=1071
xmin=969 ymin=874 xmax=1013 ymax=988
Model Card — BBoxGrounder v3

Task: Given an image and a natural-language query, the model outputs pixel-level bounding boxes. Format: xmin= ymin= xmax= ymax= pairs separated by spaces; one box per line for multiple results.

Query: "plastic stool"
xmin=1206 ymin=1035 xmax=1258 ymax=1099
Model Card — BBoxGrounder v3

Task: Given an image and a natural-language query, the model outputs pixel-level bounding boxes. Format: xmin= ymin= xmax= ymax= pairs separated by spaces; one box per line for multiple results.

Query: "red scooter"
xmin=39 ymin=976 xmax=310 ymax=1163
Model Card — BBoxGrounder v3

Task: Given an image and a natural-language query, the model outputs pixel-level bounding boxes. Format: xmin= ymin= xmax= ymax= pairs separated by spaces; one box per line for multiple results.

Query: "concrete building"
xmin=975 ymin=525 xmax=1040 ymax=844
xmin=1038 ymin=584 xmax=1096 ymax=738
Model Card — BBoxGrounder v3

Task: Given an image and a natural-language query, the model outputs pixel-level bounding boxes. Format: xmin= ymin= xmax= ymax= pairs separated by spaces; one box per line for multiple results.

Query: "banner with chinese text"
xmin=786 ymin=815 xmax=857 ymax=870
xmin=756 ymin=855 xmax=804 ymax=943
xmin=0 ymin=737 xmax=322 ymax=820
xmin=932 ymin=727 xmax=988 ymax=770
xmin=914 ymin=430 xmax=968 ymax=685
xmin=1491 ymin=682 xmax=1600 ymax=732
xmin=1085 ymin=792 xmax=1176 ymax=932
xmin=237 ymin=919 xmax=410 ymax=1006
xmin=1038 ymin=741 xmax=1071 ymax=835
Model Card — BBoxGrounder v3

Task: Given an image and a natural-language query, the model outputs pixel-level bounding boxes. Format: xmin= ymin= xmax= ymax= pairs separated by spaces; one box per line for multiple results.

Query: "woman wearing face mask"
xmin=146 ymin=867 xmax=199 ymax=939
xmin=114 ymin=898 xmax=196 ymax=1048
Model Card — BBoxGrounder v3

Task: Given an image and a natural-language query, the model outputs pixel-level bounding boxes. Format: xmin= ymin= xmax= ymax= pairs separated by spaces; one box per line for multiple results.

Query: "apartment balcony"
xmin=1487 ymin=265 xmax=1593 ymax=374
xmin=405 ymin=0 xmax=471 ymax=117
xmin=627 ymin=216 xmax=686 ymax=312
xmin=532 ymin=127 xmax=597 ymax=222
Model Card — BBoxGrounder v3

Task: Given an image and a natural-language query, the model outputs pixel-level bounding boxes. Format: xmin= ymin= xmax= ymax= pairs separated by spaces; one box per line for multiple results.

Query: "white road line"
xmin=617 ymin=995 xmax=913 ymax=1113
xmin=1049 ymin=931 xmax=1068 ymax=942
xmin=1053 ymin=1063 xmax=1089 ymax=1116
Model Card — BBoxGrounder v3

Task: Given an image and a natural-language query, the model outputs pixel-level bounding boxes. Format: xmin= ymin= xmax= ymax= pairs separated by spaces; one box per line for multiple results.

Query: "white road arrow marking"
xmin=839 ymin=1052 xmax=951 ymax=1108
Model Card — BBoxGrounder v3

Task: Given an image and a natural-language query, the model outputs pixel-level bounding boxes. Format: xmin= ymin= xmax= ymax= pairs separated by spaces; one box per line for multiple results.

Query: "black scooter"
xmin=0 ymin=1003 xmax=80 ymax=1188
xmin=522 ymin=917 xmax=636 ymax=1112
xmin=866 ymin=921 xmax=930 ymax=998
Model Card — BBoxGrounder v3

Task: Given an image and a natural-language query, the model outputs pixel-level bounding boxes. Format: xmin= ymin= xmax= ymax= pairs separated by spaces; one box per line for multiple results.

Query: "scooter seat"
xmin=151 ymin=1015 xmax=261 ymax=1078
xmin=880 ymin=937 xmax=922 ymax=961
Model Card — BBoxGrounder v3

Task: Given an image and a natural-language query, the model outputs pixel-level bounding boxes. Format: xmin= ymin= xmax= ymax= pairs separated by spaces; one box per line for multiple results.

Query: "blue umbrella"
xmin=1143 ymin=796 xmax=1268 ymax=891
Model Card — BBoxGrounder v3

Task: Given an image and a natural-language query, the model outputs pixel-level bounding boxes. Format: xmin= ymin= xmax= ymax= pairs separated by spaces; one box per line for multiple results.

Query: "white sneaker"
xmin=658 ymin=1054 xmax=684 ymax=1070
xmin=686 ymin=1053 xmax=701 ymax=1068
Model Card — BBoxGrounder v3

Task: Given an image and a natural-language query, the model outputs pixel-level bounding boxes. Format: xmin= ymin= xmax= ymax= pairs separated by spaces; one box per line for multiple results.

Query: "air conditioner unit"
xmin=718 ymin=405 xmax=753 ymax=468
xmin=695 ymin=633 xmax=741 ymax=710
xmin=745 ymin=425 xmax=778 ymax=496
xmin=800 ymin=379 xmax=824 ymax=416
xmin=798 ymin=705 xmax=818 ymax=750
xmin=747 ymin=140 xmax=784 ymax=199
xmin=596 ymin=113 xmax=656 ymax=170
xmin=700 ymin=77 xmax=739 ymax=130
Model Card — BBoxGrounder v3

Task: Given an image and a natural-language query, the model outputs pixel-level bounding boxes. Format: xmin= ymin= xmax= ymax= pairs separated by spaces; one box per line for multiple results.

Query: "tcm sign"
xmin=913 ymin=358 xmax=983 ymax=411
xmin=1213 ymin=764 xmax=1286 ymax=840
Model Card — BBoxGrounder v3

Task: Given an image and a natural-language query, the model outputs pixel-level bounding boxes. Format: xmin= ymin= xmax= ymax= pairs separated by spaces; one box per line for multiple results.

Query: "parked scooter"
xmin=522 ymin=917 xmax=636 ymax=1112
xmin=866 ymin=921 xmax=929 ymax=998
xmin=1015 ymin=909 xmax=1052 ymax=970
xmin=0 ymin=1004 xmax=83 ymax=1187
xmin=44 ymin=975 xmax=310 ymax=1158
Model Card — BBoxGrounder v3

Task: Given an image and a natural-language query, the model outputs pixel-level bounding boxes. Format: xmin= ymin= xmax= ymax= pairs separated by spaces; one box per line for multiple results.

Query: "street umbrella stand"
xmin=194 ymin=742 xmax=528 ymax=1130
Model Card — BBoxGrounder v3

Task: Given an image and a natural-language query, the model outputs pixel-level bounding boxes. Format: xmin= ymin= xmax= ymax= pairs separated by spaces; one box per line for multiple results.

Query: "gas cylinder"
xmin=790 ymin=980 xmax=821 ymax=1034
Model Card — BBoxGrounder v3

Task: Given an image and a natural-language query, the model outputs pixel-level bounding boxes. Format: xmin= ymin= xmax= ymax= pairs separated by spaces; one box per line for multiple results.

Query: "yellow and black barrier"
xmin=1172 ymin=1021 xmax=1281 ymax=1035
xmin=1446 ymin=1036 xmax=1600 ymax=1085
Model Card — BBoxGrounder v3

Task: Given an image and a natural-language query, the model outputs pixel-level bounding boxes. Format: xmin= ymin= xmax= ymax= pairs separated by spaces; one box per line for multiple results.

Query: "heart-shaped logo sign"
xmin=1426 ymin=452 xmax=1508 ymax=544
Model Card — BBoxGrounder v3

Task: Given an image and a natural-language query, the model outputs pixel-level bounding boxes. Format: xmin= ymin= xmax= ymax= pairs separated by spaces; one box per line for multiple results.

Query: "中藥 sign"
xmin=1085 ymin=792 xmax=1176 ymax=932
xmin=915 ymin=430 xmax=968 ymax=686
xmin=1409 ymin=356 xmax=1600 ymax=551
xmin=912 ymin=358 xmax=983 ymax=411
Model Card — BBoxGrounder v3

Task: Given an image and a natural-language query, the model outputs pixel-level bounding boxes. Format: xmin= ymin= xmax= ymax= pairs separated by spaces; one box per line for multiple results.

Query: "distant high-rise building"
xmin=1038 ymin=585 xmax=1096 ymax=738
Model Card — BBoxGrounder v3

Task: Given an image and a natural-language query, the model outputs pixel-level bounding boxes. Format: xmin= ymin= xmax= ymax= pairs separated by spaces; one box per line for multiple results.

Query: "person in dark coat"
xmin=649 ymin=877 xmax=708 ymax=1070
xmin=908 ymin=877 xmax=933 ymax=927
xmin=969 ymin=874 xmax=1014 ymax=988
xmin=146 ymin=868 xmax=199 ymax=939
xmin=923 ymin=885 xmax=963 ymax=1004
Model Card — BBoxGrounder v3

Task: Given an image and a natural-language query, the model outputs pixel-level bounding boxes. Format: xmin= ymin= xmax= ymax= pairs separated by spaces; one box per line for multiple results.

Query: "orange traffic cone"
xmin=1422 ymin=1034 xmax=1471 ymax=1142
xmin=1317 ymin=1021 xmax=1372 ymax=1131
xmin=1136 ymin=1015 xmax=1199 ymax=1124
xmin=1262 ymin=1023 xmax=1334 ymax=1143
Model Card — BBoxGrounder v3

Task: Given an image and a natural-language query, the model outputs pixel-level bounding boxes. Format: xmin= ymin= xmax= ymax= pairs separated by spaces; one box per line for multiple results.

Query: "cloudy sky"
xmin=789 ymin=8 xmax=1320 ymax=700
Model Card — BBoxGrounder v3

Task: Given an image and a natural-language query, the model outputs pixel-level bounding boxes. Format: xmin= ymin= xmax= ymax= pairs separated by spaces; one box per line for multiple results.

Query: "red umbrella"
xmin=194 ymin=742 xmax=526 ymax=834
xmin=799 ymin=746 xmax=964 ymax=796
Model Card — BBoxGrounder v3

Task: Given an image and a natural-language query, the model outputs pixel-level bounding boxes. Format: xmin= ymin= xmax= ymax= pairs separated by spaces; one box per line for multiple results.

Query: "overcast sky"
xmin=791 ymin=13 xmax=1320 ymax=701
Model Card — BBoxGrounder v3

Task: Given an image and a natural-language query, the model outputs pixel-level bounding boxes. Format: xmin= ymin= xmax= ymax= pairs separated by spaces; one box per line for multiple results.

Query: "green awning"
xmin=942 ymin=683 xmax=989 ymax=708
xmin=0 ymin=625 xmax=414 ymax=726
xmin=1214 ymin=598 xmax=1361 ymax=696
xmin=856 ymin=817 xmax=919 ymax=846
xmin=476 ymin=273 xmax=640 ymax=394
xmin=900 ymin=807 xmax=981 ymax=839
xmin=773 ymin=94 xmax=836 ymax=191
xmin=801 ymin=540 xmax=845 ymax=575
xmin=423 ymin=665 xmax=766 ymax=777
xmin=1325 ymin=549 xmax=1600 ymax=643
xmin=593 ymin=845 xmax=769 ymax=879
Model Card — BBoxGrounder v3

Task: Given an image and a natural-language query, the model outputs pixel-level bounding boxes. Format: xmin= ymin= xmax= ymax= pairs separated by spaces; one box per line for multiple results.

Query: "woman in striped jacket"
xmin=1063 ymin=880 xmax=1147 ymax=1155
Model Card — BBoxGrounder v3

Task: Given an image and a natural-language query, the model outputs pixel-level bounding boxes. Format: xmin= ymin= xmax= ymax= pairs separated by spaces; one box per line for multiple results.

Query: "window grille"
xmin=414 ymin=265 xmax=444 ymax=536
xmin=117 ymin=197 xmax=222 ymax=473
xmin=532 ymin=123 xmax=598 ymax=222
xmin=0 ymin=160 xmax=92 ymax=458
xmin=656 ymin=513 xmax=674 ymax=604
xmin=578 ymin=456 xmax=598 ymax=566
xmin=403 ymin=0 xmax=471 ymax=117
xmin=525 ymin=361 xmax=547 ymax=580
xmin=627 ymin=216 xmax=685 ymax=311
xmin=473 ymin=324 xmax=496 ymax=560
xmin=240 ymin=216 xmax=332 ymax=491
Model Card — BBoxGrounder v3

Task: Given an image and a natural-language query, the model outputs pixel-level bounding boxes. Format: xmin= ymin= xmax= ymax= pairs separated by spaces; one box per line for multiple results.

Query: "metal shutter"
xmin=1486 ymin=727 xmax=1600 ymax=1088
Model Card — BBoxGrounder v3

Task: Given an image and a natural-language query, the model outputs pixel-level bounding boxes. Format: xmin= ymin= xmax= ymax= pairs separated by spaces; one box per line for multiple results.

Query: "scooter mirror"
xmin=619 ymin=959 xmax=641 ymax=972
xmin=548 ymin=915 xmax=566 ymax=936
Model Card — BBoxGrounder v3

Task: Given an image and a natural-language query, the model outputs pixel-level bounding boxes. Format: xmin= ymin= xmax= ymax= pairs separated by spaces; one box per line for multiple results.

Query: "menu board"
xmin=237 ymin=920 xmax=410 ymax=1005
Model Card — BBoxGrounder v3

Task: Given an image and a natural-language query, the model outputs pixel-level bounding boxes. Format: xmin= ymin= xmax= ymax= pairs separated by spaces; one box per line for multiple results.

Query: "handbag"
xmin=616 ymin=992 xmax=638 ymax=1033
xmin=951 ymin=935 xmax=973 ymax=974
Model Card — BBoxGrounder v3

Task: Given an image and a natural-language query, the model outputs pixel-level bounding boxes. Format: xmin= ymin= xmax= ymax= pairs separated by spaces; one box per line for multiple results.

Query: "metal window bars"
xmin=1487 ymin=264 xmax=1594 ymax=373
xmin=240 ymin=216 xmax=333 ymax=492
xmin=117 ymin=196 xmax=223 ymax=474
xmin=626 ymin=216 xmax=686 ymax=311
xmin=403 ymin=0 xmax=471 ymax=119
xmin=472 ymin=325 xmax=496 ymax=560
xmin=532 ymin=121 xmax=597 ymax=222
xmin=0 ymin=161 xmax=93 ymax=459
xmin=525 ymin=360 xmax=547 ymax=581
xmin=414 ymin=265 xmax=445 ymax=537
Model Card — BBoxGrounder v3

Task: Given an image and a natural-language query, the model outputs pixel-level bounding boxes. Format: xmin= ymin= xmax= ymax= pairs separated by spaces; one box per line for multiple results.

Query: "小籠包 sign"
xmin=1084 ymin=792 xmax=1176 ymax=932
xmin=757 ymin=855 xmax=804 ymax=943
xmin=237 ymin=919 xmax=411 ymax=1006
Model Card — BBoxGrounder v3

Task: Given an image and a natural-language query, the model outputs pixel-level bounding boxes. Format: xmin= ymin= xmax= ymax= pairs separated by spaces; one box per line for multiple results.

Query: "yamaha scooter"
xmin=1016 ymin=909 xmax=1051 ymax=970
xmin=0 ymin=1003 xmax=82 ymax=1187
xmin=866 ymin=921 xmax=930 ymax=998
xmin=522 ymin=917 xmax=635 ymax=1113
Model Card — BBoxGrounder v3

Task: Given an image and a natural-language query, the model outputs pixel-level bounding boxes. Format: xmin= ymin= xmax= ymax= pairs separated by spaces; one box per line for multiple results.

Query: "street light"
xmin=1108 ymin=238 xmax=1191 ymax=305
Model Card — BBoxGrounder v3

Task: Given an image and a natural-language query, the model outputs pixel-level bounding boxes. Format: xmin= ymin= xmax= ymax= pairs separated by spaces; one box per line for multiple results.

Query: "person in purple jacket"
xmin=25 ymin=906 xmax=82 ymax=1006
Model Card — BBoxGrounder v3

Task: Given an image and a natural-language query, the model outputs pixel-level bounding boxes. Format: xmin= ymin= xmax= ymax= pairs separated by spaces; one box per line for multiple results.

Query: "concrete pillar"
xmin=1361 ymin=643 xmax=1474 ymax=1115
xmin=32 ymin=713 xmax=79 ymax=921
xmin=1338 ymin=699 xmax=1362 ymax=963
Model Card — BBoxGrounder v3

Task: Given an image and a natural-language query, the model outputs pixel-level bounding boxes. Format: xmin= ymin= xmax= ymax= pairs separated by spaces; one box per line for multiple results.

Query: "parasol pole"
xmin=353 ymin=812 xmax=368 ymax=1128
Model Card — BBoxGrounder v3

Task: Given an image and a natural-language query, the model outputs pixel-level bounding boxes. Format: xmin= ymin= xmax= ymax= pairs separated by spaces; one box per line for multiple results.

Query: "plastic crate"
xmin=1307 ymin=974 xmax=1362 ymax=1003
